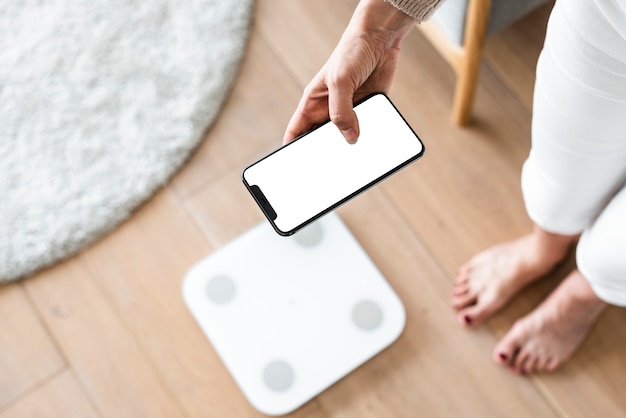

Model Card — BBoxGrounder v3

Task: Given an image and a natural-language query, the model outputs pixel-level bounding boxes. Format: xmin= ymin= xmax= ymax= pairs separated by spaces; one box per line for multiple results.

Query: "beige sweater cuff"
xmin=385 ymin=0 xmax=443 ymax=22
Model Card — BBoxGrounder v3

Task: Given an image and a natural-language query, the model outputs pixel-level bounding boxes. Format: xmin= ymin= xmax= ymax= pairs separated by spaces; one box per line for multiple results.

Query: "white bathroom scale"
xmin=183 ymin=212 xmax=406 ymax=416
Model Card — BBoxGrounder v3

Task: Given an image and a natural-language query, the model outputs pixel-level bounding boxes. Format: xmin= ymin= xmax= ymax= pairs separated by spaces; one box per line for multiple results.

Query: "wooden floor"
xmin=2 ymin=1 xmax=626 ymax=417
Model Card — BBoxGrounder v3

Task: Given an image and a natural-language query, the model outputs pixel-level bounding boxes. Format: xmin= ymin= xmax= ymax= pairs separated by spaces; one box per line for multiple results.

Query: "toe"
xmin=451 ymin=291 xmax=476 ymax=310
xmin=535 ymin=353 xmax=549 ymax=373
xmin=494 ymin=325 xmax=524 ymax=365
xmin=517 ymin=356 xmax=530 ymax=375
xmin=457 ymin=311 xmax=473 ymax=326
xmin=454 ymin=275 xmax=469 ymax=288
xmin=512 ymin=349 xmax=531 ymax=374
xmin=456 ymin=262 xmax=472 ymax=280
xmin=452 ymin=284 xmax=469 ymax=296
xmin=456 ymin=293 xmax=500 ymax=327
xmin=535 ymin=355 xmax=548 ymax=373
xmin=493 ymin=348 xmax=512 ymax=366
xmin=454 ymin=275 xmax=469 ymax=290
xmin=526 ymin=357 xmax=540 ymax=374
xmin=545 ymin=357 xmax=560 ymax=372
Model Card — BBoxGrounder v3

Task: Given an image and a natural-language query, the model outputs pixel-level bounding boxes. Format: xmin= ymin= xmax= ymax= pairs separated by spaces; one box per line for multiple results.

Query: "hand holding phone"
xmin=242 ymin=93 xmax=424 ymax=236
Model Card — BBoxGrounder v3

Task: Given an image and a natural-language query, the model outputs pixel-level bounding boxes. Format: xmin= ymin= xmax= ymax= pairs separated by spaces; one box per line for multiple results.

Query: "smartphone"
xmin=242 ymin=93 xmax=425 ymax=236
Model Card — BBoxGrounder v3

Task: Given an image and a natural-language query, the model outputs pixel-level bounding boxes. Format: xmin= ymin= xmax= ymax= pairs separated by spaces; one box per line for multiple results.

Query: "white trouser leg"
xmin=577 ymin=184 xmax=626 ymax=306
xmin=521 ymin=0 xmax=626 ymax=304
xmin=521 ymin=0 xmax=626 ymax=235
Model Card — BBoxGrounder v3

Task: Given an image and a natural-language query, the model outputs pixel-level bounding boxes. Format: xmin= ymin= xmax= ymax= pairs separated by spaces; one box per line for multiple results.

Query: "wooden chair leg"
xmin=452 ymin=0 xmax=492 ymax=125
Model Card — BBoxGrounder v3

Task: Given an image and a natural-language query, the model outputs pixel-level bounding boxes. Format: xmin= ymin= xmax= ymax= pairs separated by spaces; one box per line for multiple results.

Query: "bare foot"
xmin=493 ymin=270 xmax=606 ymax=374
xmin=452 ymin=228 xmax=576 ymax=327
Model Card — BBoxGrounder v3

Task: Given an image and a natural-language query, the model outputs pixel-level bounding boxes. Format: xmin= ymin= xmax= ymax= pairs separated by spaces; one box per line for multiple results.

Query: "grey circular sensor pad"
xmin=293 ymin=222 xmax=323 ymax=248
xmin=206 ymin=275 xmax=236 ymax=305
xmin=352 ymin=300 xmax=384 ymax=331
xmin=262 ymin=360 xmax=295 ymax=393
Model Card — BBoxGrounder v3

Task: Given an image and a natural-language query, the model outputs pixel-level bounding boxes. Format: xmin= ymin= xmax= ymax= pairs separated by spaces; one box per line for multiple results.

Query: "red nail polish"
xmin=464 ymin=315 xmax=472 ymax=324
xmin=499 ymin=353 xmax=508 ymax=361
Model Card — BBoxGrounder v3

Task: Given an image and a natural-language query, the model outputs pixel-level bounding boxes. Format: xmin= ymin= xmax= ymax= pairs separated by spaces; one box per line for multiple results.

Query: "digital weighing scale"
xmin=183 ymin=212 xmax=405 ymax=415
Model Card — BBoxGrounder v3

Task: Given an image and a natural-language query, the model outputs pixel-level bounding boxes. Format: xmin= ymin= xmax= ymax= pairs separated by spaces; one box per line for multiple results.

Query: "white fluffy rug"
xmin=0 ymin=0 xmax=254 ymax=282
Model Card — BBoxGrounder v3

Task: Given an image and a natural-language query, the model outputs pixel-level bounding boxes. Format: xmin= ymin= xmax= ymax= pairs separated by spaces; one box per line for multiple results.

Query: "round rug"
xmin=0 ymin=0 xmax=254 ymax=282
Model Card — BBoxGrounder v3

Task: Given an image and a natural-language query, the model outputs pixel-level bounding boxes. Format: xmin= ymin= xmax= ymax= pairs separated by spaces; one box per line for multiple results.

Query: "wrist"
xmin=348 ymin=0 xmax=416 ymax=48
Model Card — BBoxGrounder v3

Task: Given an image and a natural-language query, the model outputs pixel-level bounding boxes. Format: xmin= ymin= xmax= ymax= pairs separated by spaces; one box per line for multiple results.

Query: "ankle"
xmin=529 ymin=226 xmax=577 ymax=265
xmin=570 ymin=271 xmax=607 ymax=311
xmin=546 ymin=271 xmax=607 ymax=322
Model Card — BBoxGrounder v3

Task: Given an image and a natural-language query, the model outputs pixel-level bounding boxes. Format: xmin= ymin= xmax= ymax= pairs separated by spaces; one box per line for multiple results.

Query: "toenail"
xmin=464 ymin=315 xmax=472 ymax=324
xmin=499 ymin=353 xmax=508 ymax=361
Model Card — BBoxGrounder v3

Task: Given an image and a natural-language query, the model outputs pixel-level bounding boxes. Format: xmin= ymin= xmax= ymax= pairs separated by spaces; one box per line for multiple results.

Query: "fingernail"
xmin=499 ymin=353 xmax=508 ymax=361
xmin=341 ymin=128 xmax=357 ymax=143
xmin=464 ymin=315 xmax=472 ymax=324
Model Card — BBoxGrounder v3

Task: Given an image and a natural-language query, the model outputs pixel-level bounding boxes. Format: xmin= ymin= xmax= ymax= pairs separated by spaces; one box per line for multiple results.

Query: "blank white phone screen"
xmin=243 ymin=94 xmax=423 ymax=234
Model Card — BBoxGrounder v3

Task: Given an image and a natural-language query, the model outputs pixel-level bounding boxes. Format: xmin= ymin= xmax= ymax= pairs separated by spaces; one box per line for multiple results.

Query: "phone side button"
xmin=250 ymin=185 xmax=278 ymax=221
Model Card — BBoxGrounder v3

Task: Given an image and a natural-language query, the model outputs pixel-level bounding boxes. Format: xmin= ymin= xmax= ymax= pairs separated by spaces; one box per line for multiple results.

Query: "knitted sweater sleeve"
xmin=385 ymin=0 xmax=444 ymax=22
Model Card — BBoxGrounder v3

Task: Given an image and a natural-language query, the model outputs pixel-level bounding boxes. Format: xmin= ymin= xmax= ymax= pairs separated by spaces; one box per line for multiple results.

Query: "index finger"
xmin=282 ymin=95 xmax=330 ymax=144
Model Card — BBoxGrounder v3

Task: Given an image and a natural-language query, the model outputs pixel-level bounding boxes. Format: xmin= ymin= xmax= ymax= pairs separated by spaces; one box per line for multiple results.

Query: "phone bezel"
xmin=241 ymin=92 xmax=425 ymax=236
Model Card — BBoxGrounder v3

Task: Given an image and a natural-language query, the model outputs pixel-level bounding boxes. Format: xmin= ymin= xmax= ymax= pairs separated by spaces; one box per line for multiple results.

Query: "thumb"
xmin=328 ymin=83 xmax=360 ymax=144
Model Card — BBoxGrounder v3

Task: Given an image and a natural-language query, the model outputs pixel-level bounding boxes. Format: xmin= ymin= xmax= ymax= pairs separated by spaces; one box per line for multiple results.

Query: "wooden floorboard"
xmin=255 ymin=0 xmax=359 ymax=88
xmin=23 ymin=258 xmax=185 ymax=418
xmin=0 ymin=371 xmax=98 ymax=418
xmin=0 ymin=284 xmax=65 ymax=410
xmin=2 ymin=0 xmax=625 ymax=416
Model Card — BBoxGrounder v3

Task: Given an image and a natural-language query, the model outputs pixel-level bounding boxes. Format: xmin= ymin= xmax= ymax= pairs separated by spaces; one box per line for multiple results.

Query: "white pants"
xmin=521 ymin=0 xmax=626 ymax=305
